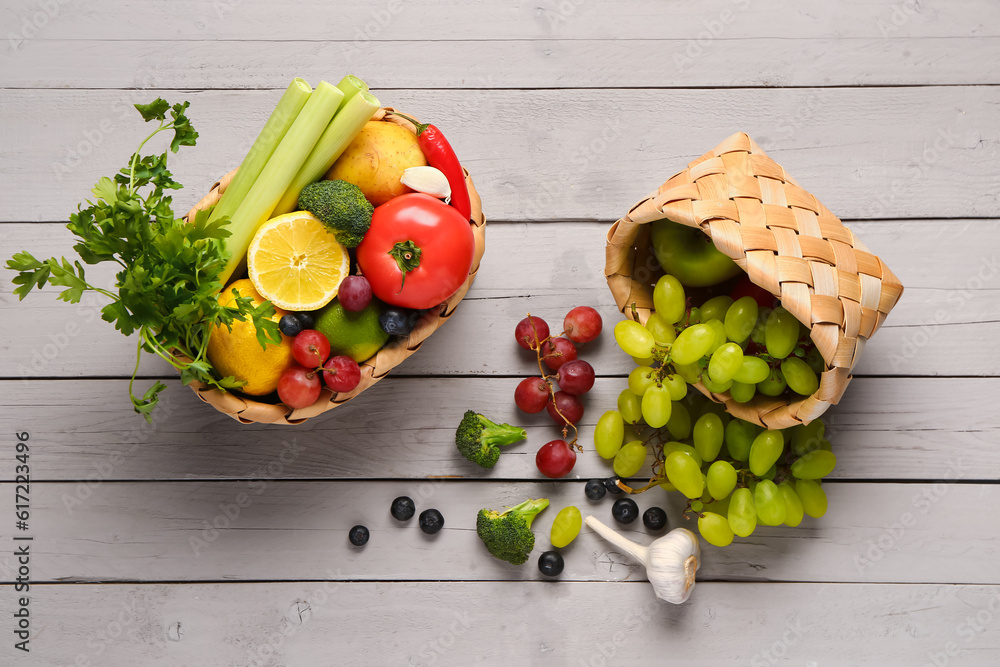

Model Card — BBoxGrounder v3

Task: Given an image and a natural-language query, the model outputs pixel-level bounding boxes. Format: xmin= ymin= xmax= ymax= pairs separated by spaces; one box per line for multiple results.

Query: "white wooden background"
xmin=1 ymin=1 xmax=999 ymax=664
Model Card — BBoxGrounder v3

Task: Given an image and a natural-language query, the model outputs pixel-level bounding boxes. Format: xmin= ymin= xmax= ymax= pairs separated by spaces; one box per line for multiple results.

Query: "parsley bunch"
xmin=7 ymin=99 xmax=281 ymax=421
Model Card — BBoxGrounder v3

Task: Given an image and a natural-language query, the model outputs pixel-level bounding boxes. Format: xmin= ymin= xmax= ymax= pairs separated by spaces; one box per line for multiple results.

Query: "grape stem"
xmin=526 ymin=312 xmax=579 ymax=449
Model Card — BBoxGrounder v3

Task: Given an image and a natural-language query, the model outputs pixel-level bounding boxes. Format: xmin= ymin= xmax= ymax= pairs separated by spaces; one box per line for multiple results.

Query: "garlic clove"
xmin=400 ymin=166 xmax=451 ymax=200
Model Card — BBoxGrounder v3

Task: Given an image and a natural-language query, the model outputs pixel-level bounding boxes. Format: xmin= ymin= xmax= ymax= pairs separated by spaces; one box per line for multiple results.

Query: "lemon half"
xmin=247 ymin=211 xmax=350 ymax=311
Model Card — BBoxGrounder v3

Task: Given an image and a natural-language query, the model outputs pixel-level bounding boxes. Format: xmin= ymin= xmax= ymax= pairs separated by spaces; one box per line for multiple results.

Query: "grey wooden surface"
xmin=1 ymin=1 xmax=998 ymax=665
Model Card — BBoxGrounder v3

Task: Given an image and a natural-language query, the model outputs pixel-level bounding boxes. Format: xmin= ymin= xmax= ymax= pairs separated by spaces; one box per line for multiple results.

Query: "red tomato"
xmin=356 ymin=193 xmax=475 ymax=310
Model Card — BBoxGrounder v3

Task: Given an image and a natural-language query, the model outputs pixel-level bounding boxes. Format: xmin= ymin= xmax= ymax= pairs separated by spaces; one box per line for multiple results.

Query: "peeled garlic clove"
xmin=400 ymin=166 xmax=451 ymax=200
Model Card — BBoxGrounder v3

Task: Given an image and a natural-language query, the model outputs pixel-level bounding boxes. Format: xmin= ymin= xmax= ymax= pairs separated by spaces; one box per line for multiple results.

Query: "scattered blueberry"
xmin=538 ymin=550 xmax=565 ymax=577
xmin=295 ymin=311 xmax=316 ymax=330
xmin=584 ymin=479 xmax=607 ymax=502
xmin=604 ymin=477 xmax=624 ymax=495
xmin=390 ymin=496 xmax=416 ymax=522
xmin=278 ymin=314 xmax=302 ymax=337
xmin=348 ymin=525 xmax=369 ymax=546
xmin=419 ymin=508 xmax=444 ymax=535
xmin=611 ymin=498 xmax=639 ymax=524
xmin=379 ymin=307 xmax=418 ymax=336
xmin=643 ymin=507 xmax=668 ymax=531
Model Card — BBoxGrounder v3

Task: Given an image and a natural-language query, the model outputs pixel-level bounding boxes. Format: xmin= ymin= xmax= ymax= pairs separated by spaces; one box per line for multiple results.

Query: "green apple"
xmin=650 ymin=219 xmax=741 ymax=287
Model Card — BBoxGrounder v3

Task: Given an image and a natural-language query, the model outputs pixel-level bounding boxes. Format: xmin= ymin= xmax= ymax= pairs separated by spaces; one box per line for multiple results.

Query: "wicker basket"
xmin=181 ymin=108 xmax=486 ymax=425
xmin=605 ymin=132 xmax=903 ymax=429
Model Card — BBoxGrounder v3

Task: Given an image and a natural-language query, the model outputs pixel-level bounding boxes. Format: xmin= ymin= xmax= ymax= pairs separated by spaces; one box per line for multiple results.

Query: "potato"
xmin=325 ymin=121 xmax=427 ymax=206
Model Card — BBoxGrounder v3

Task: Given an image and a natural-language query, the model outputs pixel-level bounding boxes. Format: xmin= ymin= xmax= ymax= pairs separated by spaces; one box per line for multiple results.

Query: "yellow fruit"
xmin=206 ymin=279 xmax=294 ymax=395
xmin=247 ymin=211 xmax=350 ymax=312
xmin=325 ymin=121 xmax=427 ymax=206
xmin=314 ymin=300 xmax=389 ymax=363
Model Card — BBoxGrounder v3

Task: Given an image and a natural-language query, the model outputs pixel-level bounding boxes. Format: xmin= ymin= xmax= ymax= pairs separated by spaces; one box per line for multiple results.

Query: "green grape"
xmin=790 ymin=450 xmax=837 ymax=479
xmin=820 ymin=438 xmax=833 ymax=452
xmin=705 ymin=494 xmax=731 ymax=517
xmin=671 ymin=324 xmax=714 ymax=365
xmin=724 ymin=296 xmax=759 ymax=343
xmin=805 ymin=346 xmax=825 ymax=373
xmin=690 ymin=500 xmax=704 ymax=512
xmin=687 ymin=306 xmax=701 ymax=325
xmin=748 ymin=430 xmax=784 ymax=476
xmin=628 ymin=366 xmax=657 ymax=396
xmin=725 ymin=419 xmax=759 ymax=461
xmin=623 ymin=422 xmax=643 ymax=443
xmin=641 ymin=384 xmax=672 ymax=428
xmin=664 ymin=451 xmax=704 ymax=499
xmin=730 ymin=380 xmax=756 ymax=403
xmin=614 ymin=320 xmax=655 ymax=358
xmin=795 ymin=479 xmax=828 ymax=518
xmin=663 ymin=374 xmax=687 ymax=401
xmin=663 ymin=441 xmax=702 ymax=467
xmin=653 ymin=275 xmax=686 ymax=324
xmin=646 ymin=312 xmax=677 ymax=345
xmin=700 ymin=295 xmax=734 ymax=324
xmin=706 ymin=460 xmax=737 ymax=500
xmin=705 ymin=319 xmax=727 ymax=354
xmin=750 ymin=316 xmax=767 ymax=346
xmin=708 ymin=342 xmax=744 ymax=384
xmin=550 ymin=505 xmax=582 ymax=548
xmin=693 ymin=413 xmax=724 ymax=462
xmin=791 ymin=420 xmax=825 ymax=456
xmin=762 ymin=464 xmax=777 ymax=480
xmin=674 ymin=361 xmax=702 ymax=384
xmin=727 ymin=487 xmax=757 ymax=537
xmin=733 ymin=356 xmax=770 ymax=384
xmin=779 ymin=483 xmax=804 ymax=527
xmin=781 ymin=357 xmax=819 ymax=396
xmin=697 ymin=400 xmax=730 ymax=425
xmin=753 ymin=479 xmax=786 ymax=526
xmin=698 ymin=512 xmax=734 ymax=547
xmin=764 ymin=307 xmax=800 ymax=359
xmin=701 ymin=375 xmax=733 ymax=394
xmin=614 ymin=440 xmax=648 ymax=478
xmin=594 ymin=410 xmax=625 ymax=460
xmin=617 ymin=389 xmax=643 ymax=424
xmin=632 ymin=355 xmax=654 ymax=367
xmin=757 ymin=368 xmax=787 ymax=396
xmin=666 ymin=401 xmax=692 ymax=440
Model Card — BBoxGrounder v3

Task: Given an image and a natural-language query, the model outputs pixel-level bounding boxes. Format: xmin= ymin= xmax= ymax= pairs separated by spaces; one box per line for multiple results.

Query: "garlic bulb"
xmin=585 ymin=515 xmax=700 ymax=604
xmin=400 ymin=166 xmax=451 ymax=200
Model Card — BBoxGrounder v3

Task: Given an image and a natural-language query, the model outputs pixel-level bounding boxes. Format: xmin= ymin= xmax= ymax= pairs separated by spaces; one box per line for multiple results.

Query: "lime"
xmin=314 ymin=299 xmax=390 ymax=362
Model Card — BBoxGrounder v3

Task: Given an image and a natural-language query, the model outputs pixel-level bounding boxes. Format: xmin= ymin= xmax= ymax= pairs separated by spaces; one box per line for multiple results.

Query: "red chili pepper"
xmin=390 ymin=112 xmax=472 ymax=222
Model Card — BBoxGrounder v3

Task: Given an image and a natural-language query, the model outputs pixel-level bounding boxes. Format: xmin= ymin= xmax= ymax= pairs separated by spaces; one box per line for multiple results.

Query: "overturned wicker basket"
xmin=606 ymin=132 xmax=903 ymax=429
xmin=182 ymin=108 xmax=486 ymax=425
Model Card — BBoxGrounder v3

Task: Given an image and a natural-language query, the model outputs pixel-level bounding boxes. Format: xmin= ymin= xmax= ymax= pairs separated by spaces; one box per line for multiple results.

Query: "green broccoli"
xmin=476 ymin=498 xmax=550 ymax=565
xmin=455 ymin=410 xmax=527 ymax=468
xmin=297 ymin=180 xmax=373 ymax=248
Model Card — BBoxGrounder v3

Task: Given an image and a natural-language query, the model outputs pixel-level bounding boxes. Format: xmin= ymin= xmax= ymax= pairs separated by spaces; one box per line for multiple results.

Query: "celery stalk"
xmin=335 ymin=74 xmax=368 ymax=109
xmin=272 ymin=90 xmax=381 ymax=217
xmin=218 ymin=81 xmax=345 ymax=286
xmin=209 ymin=78 xmax=313 ymax=226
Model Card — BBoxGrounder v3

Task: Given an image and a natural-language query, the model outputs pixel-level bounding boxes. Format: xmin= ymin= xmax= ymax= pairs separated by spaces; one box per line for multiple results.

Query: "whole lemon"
xmin=325 ymin=121 xmax=427 ymax=206
xmin=207 ymin=279 xmax=294 ymax=395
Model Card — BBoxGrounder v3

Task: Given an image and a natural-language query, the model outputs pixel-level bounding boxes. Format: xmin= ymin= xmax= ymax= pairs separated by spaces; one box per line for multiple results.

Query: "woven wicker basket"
xmin=605 ymin=132 xmax=903 ymax=429
xmin=181 ymin=108 xmax=486 ymax=425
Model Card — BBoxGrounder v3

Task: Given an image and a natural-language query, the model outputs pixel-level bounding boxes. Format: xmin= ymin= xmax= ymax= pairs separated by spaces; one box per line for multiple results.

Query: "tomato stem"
xmin=387 ymin=240 xmax=422 ymax=294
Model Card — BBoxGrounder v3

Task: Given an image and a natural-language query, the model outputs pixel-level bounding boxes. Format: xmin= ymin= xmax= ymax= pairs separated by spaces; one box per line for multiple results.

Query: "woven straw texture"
xmin=606 ymin=132 xmax=903 ymax=429
xmin=181 ymin=108 xmax=486 ymax=425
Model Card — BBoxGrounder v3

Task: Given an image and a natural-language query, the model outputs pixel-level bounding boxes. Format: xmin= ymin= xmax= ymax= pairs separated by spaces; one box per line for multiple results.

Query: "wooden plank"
xmin=2 ymin=377 xmax=996 ymax=482
xmin=2 ymin=581 xmax=999 ymax=666
xmin=3 ymin=220 xmax=998 ymax=378
xmin=2 ymin=87 xmax=998 ymax=223
xmin=2 ymin=0 xmax=997 ymax=41
xmin=4 ymin=480 xmax=995 ymax=584
xmin=5 ymin=37 xmax=1000 ymax=89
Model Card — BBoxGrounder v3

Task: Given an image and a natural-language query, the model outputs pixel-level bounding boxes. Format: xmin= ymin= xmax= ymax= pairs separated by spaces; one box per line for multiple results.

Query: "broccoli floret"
xmin=476 ymin=498 xmax=550 ymax=565
xmin=298 ymin=180 xmax=373 ymax=248
xmin=455 ymin=410 xmax=527 ymax=468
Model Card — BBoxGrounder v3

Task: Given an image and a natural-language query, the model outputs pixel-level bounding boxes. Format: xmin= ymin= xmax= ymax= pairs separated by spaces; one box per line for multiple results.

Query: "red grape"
xmin=515 ymin=377 xmax=551 ymax=414
xmin=338 ymin=276 xmax=373 ymax=312
xmin=323 ymin=355 xmax=362 ymax=393
xmin=540 ymin=336 xmax=577 ymax=370
xmin=278 ymin=365 xmax=322 ymax=409
xmin=547 ymin=391 xmax=584 ymax=426
xmin=556 ymin=359 xmax=595 ymax=395
xmin=564 ymin=306 xmax=603 ymax=343
xmin=515 ymin=316 xmax=550 ymax=351
xmin=536 ymin=439 xmax=577 ymax=478
xmin=292 ymin=330 xmax=331 ymax=368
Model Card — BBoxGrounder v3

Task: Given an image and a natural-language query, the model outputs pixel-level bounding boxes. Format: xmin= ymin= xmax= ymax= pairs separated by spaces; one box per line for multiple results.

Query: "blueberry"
xmin=390 ymin=496 xmax=416 ymax=521
xmin=295 ymin=311 xmax=316 ymax=330
xmin=348 ymin=525 xmax=369 ymax=546
xmin=611 ymin=498 xmax=639 ymax=524
xmin=379 ymin=307 xmax=417 ymax=336
xmin=585 ymin=479 xmax=607 ymax=502
xmin=278 ymin=314 xmax=302 ymax=337
xmin=643 ymin=507 xmax=668 ymax=531
xmin=604 ymin=477 xmax=624 ymax=495
xmin=419 ymin=508 xmax=444 ymax=535
xmin=537 ymin=550 xmax=564 ymax=577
